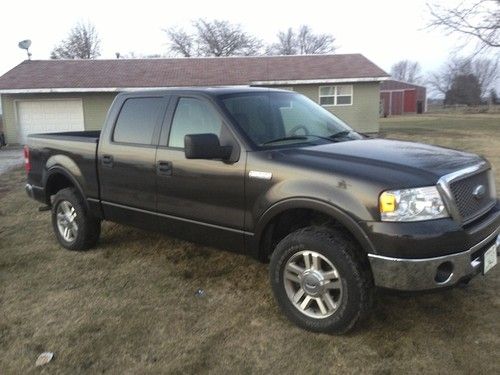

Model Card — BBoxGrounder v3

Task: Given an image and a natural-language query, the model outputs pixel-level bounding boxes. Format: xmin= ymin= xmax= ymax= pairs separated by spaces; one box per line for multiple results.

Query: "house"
xmin=380 ymin=79 xmax=427 ymax=116
xmin=0 ymin=54 xmax=389 ymax=144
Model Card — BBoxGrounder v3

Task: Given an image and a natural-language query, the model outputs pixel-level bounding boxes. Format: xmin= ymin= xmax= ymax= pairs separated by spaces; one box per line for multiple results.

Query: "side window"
xmin=168 ymin=98 xmax=222 ymax=148
xmin=113 ymin=97 xmax=163 ymax=144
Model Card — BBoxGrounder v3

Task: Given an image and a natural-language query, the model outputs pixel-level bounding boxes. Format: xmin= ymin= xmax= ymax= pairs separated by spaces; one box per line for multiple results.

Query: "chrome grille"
xmin=448 ymin=170 xmax=495 ymax=223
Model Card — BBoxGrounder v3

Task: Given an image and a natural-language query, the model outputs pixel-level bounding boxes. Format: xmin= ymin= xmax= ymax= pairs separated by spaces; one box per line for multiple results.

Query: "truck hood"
xmin=277 ymin=138 xmax=484 ymax=183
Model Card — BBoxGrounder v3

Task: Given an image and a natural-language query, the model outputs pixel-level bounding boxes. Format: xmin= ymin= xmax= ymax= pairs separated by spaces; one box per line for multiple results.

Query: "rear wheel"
xmin=269 ymin=226 xmax=373 ymax=334
xmin=51 ymin=188 xmax=101 ymax=251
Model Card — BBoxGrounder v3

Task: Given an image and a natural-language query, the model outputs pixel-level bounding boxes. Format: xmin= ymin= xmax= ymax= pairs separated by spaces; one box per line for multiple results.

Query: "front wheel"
xmin=269 ymin=226 xmax=373 ymax=334
xmin=51 ymin=188 xmax=101 ymax=251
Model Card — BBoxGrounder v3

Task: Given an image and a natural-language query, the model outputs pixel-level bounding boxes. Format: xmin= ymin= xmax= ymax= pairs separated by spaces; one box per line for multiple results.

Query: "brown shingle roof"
xmin=0 ymin=54 xmax=388 ymax=92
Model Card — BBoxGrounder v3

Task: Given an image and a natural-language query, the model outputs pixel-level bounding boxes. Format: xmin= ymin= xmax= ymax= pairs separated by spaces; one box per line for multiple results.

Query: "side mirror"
xmin=184 ymin=133 xmax=232 ymax=160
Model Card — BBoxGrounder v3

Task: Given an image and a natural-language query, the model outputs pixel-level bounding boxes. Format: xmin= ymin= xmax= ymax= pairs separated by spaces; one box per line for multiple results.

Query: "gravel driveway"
xmin=0 ymin=147 xmax=23 ymax=175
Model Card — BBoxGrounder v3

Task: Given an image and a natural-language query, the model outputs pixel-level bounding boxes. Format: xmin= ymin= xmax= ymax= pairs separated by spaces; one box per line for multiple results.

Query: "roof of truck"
xmin=118 ymin=86 xmax=291 ymax=96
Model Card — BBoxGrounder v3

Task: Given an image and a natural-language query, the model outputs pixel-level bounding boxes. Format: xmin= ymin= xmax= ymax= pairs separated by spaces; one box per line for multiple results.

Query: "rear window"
xmin=113 ymin=97 xmax=163 ymax=144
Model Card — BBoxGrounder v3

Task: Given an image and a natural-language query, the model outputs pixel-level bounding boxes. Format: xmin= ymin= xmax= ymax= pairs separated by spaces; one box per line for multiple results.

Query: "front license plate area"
xmin=483 ymin=244 xmax=497 ymax=274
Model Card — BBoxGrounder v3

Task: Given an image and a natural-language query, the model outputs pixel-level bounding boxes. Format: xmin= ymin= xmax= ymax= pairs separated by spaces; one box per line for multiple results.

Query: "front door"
xmin=155 ymin=96 xmax=246 ymax=251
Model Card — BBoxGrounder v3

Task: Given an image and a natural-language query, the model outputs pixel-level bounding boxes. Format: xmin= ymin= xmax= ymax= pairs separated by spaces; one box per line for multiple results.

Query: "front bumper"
xmin=368 ymin=229 xmax=499 ymax=291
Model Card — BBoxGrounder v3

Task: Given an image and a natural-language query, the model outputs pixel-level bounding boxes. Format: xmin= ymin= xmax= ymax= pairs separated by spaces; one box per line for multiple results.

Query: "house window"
xmin=319 ymin=85 xmax=353 ymax=106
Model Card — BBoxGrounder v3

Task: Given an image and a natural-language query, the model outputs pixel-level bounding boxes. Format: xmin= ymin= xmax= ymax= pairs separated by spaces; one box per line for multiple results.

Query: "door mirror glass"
xmin=184 ymin=133 xmax=232 ymax=160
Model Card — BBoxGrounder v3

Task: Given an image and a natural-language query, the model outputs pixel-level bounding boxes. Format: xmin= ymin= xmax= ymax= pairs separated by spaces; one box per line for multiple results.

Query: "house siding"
xmin=1 ymin=93 xmax=117 ymax=144
xmin=268 ymin=83 xmax=380 ymax=133
xmin=1 ymin=82 xmax=380 ymax=144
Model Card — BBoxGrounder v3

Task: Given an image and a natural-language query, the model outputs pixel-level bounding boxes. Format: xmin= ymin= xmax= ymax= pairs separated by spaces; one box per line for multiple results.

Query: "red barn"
xmin=380 ymin=80 xmax=426 ymax=116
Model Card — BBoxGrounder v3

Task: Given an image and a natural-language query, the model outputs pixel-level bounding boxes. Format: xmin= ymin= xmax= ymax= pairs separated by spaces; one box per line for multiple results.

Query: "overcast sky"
xmin=0 ymin=0 xmax=495 ymax=82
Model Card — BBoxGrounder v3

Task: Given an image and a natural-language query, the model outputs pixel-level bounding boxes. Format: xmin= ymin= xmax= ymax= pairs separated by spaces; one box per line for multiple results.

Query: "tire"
xmin=269 ymin=226 xmax=373 ymax=334
xmin=51 ymin=188 xmax=101 ymax=251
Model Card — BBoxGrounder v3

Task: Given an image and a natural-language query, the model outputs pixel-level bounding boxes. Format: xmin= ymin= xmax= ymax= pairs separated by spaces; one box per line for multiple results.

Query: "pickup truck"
xmin=25 ymin=87 xmax=499 ymax=334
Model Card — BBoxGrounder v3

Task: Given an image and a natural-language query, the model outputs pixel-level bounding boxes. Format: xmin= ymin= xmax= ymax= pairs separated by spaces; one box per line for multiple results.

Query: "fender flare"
xmin=253 ymin=197 xmax=376 ymax=255
xmin=43 ymin=166 xmax=88 ymax=210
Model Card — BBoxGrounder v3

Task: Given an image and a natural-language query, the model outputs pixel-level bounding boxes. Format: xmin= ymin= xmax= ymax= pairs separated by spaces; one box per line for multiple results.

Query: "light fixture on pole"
xmin=18 ymin=40 xmax=32 ymax=60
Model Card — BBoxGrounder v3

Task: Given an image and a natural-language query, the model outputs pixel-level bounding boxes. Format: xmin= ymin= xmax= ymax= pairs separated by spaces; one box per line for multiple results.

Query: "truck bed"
xmin=27 ymin=131 xmax=101 ymax=202
xmin=28 ymin=130 xmax=101 ymax=142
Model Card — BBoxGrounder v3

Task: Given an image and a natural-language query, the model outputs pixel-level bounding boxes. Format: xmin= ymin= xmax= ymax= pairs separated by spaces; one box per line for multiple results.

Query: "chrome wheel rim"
xmin=56 ymin=200 xmax=78 ymax=242
xmin=283 ymin=250 xmax=343 ymax=319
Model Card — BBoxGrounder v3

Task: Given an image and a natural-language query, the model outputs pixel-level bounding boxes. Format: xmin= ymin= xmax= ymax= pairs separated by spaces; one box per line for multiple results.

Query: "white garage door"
xmin=16 ymin=100 xmax=85 ymax=143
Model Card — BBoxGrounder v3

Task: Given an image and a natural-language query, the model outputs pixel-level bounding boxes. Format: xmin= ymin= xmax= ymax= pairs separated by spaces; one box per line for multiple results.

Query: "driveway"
xmin=0 ymin=147 xmax=23 ymax=175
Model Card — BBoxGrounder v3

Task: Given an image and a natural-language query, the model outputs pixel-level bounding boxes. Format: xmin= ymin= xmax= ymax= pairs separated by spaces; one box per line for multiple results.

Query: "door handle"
xmin=102 ymin=154 xmax=114 ymax=167
xmin=157 ymin=161 xmax=172 ymax=176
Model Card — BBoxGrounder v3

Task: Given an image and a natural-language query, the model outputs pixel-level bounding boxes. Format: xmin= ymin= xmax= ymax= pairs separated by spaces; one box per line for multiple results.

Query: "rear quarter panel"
xmin=27 ymin=136 xmax=99 ymax=200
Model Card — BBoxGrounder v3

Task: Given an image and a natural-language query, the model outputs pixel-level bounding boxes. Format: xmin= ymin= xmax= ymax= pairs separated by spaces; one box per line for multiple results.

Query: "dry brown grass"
xmin=1 ymin=114 xmax=499 ymax=374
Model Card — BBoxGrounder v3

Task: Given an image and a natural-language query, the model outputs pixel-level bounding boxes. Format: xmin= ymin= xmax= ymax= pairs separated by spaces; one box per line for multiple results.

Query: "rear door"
xmin=155 ymin=95 xmax=246 ymax=251
xmin=98 ymin=94 xmax=170 ymax=229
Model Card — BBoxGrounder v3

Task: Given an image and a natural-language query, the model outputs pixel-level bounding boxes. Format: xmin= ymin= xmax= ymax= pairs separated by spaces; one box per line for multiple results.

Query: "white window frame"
xmin=318 ymin=85 xmax=353 ymax=107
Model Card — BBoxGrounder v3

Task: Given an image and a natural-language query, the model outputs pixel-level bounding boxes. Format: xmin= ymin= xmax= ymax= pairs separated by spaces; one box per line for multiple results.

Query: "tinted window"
xmin=168 ymin=98 xmax=222 ymax=148
xmin=113 ymin=97 xmax=163 ymax=144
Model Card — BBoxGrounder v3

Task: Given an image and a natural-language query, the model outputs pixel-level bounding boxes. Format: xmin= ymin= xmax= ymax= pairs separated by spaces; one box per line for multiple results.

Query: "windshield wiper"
xmin=328 ymin=130 xmax=352 ymax=139
xmin=262 ymin=136 xmax=309 ymax=145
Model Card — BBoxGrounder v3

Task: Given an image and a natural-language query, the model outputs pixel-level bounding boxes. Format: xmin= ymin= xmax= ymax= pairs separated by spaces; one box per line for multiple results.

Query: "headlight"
xmin=379 ymin=186 xmax=449 ymax=222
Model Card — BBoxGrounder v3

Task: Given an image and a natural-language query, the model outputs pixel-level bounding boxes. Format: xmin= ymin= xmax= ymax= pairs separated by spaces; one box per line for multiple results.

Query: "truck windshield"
xmin=220 ymin=91 xmax=361 ymax=147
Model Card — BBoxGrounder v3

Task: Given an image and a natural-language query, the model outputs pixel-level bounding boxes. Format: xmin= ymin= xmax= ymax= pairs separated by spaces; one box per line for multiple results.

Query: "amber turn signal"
xmin=379 ymin=192 xmax=396 ymax=213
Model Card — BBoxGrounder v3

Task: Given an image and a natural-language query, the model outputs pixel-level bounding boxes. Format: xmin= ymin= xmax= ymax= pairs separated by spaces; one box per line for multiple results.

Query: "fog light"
xmin=435 ymin=261 xmax=454 ymax=284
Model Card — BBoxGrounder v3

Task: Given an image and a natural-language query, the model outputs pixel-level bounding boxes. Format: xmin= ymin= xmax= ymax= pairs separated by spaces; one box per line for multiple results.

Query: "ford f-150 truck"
xmin=25 ymin=87 xmax=499 ymax=334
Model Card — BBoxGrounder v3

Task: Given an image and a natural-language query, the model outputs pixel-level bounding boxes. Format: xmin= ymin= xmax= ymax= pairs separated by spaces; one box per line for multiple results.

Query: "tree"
xmin=427 ymin=57 xmax=464 ymax=96
xmin=268 ymin=28 xmax=297 ymax=55
xmin=51 ymin=22 xmax=101 ymax=59
xmin=427 ymin=56 xmax=498 ymax=98
xmin=427 ymin=0 xmax=499 ymax=51
xmin=166 ymin=19 xmax=262 ymax=57
xmin=469 ymin=58 xmax=499 ymax=97
xmin=267 ymin=25 xmax=336 ymax=55
xmin=166 ymin=28 xmax=194 ymax=57
xmin=390 ymin=60 xmax=422 ymax=83
xmin=445 ymin=74 xmax=482 ymax=105
xmin=490 ymin=88 xmax=499 ymax=104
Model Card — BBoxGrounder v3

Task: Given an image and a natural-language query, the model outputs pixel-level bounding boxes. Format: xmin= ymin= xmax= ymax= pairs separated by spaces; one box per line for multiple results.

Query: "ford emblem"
xmin=472 ymin=185 xmax=486 ymax=200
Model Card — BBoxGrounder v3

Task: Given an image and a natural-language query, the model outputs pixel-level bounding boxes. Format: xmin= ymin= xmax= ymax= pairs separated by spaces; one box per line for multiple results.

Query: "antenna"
xmin=18 ymin=39 xmax=32 ymax=60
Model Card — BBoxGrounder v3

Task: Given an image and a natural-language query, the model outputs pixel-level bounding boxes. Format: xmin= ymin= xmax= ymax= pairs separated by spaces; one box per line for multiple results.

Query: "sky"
xmin=0 ymin=0 xmax=496 ymax=86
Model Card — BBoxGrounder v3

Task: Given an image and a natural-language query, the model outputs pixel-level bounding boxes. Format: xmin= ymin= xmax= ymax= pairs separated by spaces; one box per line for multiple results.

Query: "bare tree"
xmin=390 ymin=60 xmax=422 ymax=83
xmin=427 ymin=55 xmax=498 ymax=98
xmin=166 ymin=19 xmax=262 ymax=57
xmin=267 ymin=25 xmax=336 ymax=55
xmin=427 ymin=0 xmax=500 ymax=51
xmin=267 ymin=28 xmax=297 ymax=55
xmin=469 ymin=58 xmax=499 ymax=96
xmin=297 ymin=25 xmax=336 ymax=54
xmin=51 ymin=22 xmax=101 ymax=59
xmin=194 ymin=19 xmax=262 ymax=56
xmin=166 ymin=28 xmax=195 ymax=57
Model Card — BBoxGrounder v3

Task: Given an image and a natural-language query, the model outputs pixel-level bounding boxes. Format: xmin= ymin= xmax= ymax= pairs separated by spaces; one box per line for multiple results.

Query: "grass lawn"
xmin=1 ymin=113 xmax=499 ymax=373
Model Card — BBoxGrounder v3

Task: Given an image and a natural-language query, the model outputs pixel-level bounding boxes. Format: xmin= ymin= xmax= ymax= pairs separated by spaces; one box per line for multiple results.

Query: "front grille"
xmin=449 ymin=170 xmax=495 ymax=223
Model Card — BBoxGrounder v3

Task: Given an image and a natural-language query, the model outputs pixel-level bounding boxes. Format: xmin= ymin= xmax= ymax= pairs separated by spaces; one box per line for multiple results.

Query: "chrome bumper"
xmin=368 ymin=229 xmax=500 ymax=291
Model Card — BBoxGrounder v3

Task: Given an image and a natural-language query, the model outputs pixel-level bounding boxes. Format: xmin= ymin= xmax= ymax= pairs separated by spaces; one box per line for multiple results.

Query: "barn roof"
xmin=0 ymin=54 xmax=389 ymax=93
xmin=380 ymin=79 xmax=426 ymax=91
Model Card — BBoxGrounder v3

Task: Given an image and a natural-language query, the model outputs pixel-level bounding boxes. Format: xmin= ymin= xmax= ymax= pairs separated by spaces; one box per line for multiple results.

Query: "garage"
xmin=16 ymin=100 xmax=84 ymax=143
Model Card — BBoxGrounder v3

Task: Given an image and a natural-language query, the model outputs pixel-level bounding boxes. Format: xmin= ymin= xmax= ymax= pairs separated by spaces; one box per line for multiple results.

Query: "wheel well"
xmin=258 ymin=208 xmax=363 ymax=262
xmin=45 ymin=173 xmax=75 ymax=204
